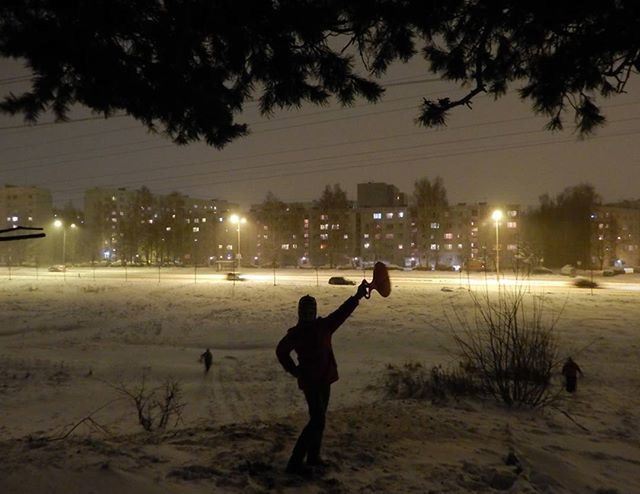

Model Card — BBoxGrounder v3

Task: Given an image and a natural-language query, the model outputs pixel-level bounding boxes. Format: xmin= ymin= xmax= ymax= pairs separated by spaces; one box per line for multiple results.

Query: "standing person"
xmin=199 ymin=348 xmax=213 ymax=375
xmin=276 ymin=282 xmax=368 ymax=476
xmin=561 ymin=357 xmax=583 ymax=393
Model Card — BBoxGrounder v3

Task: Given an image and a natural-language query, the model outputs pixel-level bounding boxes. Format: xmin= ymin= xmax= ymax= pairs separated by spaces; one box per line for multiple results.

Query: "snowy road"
xmin=3 ymin=265 xmax=640 ymax=291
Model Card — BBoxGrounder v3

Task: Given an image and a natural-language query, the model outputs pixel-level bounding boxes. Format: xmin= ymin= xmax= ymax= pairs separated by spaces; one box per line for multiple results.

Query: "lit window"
xmin=281 ymin=244 xmax=290 ymax=250
xmin=364 ymin=242 xmax=370 ymax=249
xmin=430 ymin=222 xmax=440 ymax=229
xmin=11 ymin=216 xmax=18 ymax=222
xmin=398 ymin=211 xmax=405 ymax=218
xmin=292 ymin=243 xmax=298 ymax=249
xmin=343 ymin=234 xmax=349 ymax=239
xmin=331 ymin=224 xmax=340 ymax=230
xmin=444 ymin=233 xmax=453 ymax=239
xmin=373 ymin=212 xmax=382 ymax=219
xmin=320 ymin=214 xmax=328 ymax=220
xmin=507 ymin=221 xmax=517 ymax=228
xmin=226 ymin=244 xmax=233 ymax=250
xmin=364 ymin=233 xmax=369 ymax=239
xmin=385 ymin=233 xmax=394 ymax=239
xmin=386 ymin=212 xmax=394 ymax=219
xmin=194 ymin=218 xmax=199 ymax=223
xmin=166 ymin=227 xmax=171 ymax=231
xmin=320 ymin=224 xmax=328 ymax=230
xmin=458 ymin=243 xmax=463 ymax=249
xmin=507 ymin=244 xmax=517 ymax=251
xmin=430 ymin=244 xmax=438 ymax=250
xmin=398 ymin=244 xmax=404 ymax=250
xmin=509 ymin=210 xmax=517 ymax=217
xmin=193 ymin=226 xmax=199 ymax=232
xmin=321 ymin=233 xmax=328 ymax=240
xmin=202 ymin=218 xmax=206 ymax=223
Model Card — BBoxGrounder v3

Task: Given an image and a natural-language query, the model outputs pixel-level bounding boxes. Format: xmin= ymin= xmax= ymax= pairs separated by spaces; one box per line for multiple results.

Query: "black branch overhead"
xmin=0 ymin=226 xmax=46 ymax=242
xmin=0 ymin=1 xmax=639 ymax=147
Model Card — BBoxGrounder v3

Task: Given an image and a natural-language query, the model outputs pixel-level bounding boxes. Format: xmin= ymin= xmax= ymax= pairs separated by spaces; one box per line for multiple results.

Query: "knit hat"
xmin=298 ymin=295 xmax=317 ymax=323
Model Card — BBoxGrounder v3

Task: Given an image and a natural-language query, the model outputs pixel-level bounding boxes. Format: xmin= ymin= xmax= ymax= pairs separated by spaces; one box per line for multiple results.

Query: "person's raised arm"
xmin=325 ymin=281 xmax=368 ymax=333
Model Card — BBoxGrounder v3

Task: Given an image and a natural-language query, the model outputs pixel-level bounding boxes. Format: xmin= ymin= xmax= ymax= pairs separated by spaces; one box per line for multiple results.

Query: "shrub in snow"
xmin=449 ymin=288 xmax=561 ymax=408
xmin=384 ymin=362 xmax=480 ymax=403
xmin=113 ymin=374 xmax=186 ymax=432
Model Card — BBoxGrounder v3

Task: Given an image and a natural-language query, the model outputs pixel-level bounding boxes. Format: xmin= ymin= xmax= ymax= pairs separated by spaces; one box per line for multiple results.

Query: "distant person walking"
xmin=199 ymin=348 xmax=213 ymax=374
xmin=276 ymin=282 xmax=368 ymax=476
xmin=562 ymin=357 xmax=583 ymax=393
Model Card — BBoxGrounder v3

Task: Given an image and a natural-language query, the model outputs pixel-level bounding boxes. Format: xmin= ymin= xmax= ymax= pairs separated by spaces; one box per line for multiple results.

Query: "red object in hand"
xmin=365 ymin=262 xmax=391 ymax=298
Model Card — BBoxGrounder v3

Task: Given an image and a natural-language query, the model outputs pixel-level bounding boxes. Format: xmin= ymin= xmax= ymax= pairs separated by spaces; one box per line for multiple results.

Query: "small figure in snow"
xmin=199 ymin=348 xmax=213 ymax=374
xmin=561 ymin=357 xmax=583 ymax=393
xmin=276 ymin=281 xmax=368 ymax=476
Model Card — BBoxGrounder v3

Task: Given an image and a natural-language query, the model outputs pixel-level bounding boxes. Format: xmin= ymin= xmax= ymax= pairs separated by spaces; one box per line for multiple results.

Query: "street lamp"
xmin=491 ymin=209 xmax=503 ymax=279
xmin=229 ymin=214 xmax=247 ymax=266
xmin=53 ymin=220 xmax=77 ymax=266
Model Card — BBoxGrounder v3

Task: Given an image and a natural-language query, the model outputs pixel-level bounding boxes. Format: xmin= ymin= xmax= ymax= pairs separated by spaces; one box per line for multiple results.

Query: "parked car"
xmin=603 ymin=268 xmax=625 ymax=277
xmin=560 ymin=264 xmax=576 ymax=277
xmin=226 ymin=272 xmax=245 ymax=281
xmin=48 ymin=265 xmax=66 ymax=272
xmin=531 ymin=266 xmax=554 ymax=275
xmin=328 ymin=276 xmax=356 ymax=286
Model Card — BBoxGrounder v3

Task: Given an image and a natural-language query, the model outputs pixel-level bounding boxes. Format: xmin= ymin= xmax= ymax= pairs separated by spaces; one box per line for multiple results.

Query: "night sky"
xmin=1 ymin=57 xmax=638 ymax=209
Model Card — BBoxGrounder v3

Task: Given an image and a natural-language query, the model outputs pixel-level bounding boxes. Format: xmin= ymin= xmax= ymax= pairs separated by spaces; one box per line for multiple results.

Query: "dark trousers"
xmin=288 ymin=383 xmax=331 ymax=467
xmin=565 ymin=375 xmax=577 ymax=393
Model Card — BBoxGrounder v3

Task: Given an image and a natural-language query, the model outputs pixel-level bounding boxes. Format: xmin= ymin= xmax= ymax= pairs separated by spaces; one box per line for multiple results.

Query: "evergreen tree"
xmin=3 ymin=1 xmax=637 ymax=147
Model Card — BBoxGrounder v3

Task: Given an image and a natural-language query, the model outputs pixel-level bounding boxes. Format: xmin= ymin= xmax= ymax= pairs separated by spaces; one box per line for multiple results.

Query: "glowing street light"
xmin=491 ymin=209 xmax=503 ymax=279
xmin=53 ymin=220 xmax=77 ymax=267
xmin=229 ymin=214 xmax=247 ymax=266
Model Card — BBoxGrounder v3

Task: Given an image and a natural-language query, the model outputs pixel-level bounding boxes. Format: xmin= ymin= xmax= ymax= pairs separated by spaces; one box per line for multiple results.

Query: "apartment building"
xmin=84 ymin=187 xmax=235 ymax=264
xmin=591 ymin=204 xmax=640 ymax=268
xmin=1 ymin=184 xmax=53 ymax=230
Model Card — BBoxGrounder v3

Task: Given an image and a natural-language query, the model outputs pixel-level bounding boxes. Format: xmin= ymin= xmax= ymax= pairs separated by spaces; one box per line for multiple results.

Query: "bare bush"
xmin=449 ymin=288 xmax=561 ymax=407
xmin=113 ymin=374 xmax=186 ymax=431
xmin=384 ymin=362 xmax=480 ymax=403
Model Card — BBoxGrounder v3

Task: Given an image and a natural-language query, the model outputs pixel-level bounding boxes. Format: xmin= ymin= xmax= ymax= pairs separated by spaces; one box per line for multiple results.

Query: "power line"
xmin=39 ymin=125 xmax=640 ymax=205
xmin=0 ymin=113 xmax=127 ymax=131
xmin=3 ymin=97 xmax=638 ymax=177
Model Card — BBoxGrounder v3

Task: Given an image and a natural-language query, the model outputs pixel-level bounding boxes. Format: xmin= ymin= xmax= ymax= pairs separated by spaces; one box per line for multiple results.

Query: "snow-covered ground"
xmin=1 ymin=271 xmax=639 ymax=493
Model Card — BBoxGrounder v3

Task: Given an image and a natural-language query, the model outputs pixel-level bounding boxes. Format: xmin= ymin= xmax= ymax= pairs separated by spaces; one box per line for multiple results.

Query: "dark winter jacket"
xmin=276 ymin=296 xmax=359 ymax=390
xmin=562 ymin=359 xmax=583 ymax=378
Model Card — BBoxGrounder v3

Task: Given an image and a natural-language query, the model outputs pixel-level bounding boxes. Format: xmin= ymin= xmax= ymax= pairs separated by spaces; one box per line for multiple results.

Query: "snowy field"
xmin=0 ymin=269 xmax=639 ymax=493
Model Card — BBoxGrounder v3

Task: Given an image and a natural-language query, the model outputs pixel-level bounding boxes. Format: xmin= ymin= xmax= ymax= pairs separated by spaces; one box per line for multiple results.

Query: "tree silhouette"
xmin=314 ymin=184 xmax=352 ymax=267
xmin=528 ymin=184 xmax=601 ymax=268
xmin=412 ymin=177 xmax=448 ymax=268
xmin=1 ymin=1 xmax=638 ymax=147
